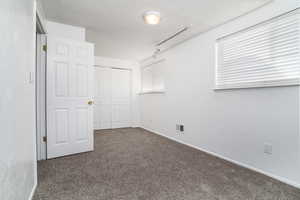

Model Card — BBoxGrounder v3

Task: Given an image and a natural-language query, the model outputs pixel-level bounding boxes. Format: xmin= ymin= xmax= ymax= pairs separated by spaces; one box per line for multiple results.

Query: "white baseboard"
xmin=28 ymin=182 xmax=37 ymax=200
xmin=141 ymin=126 xmax=300 ymax=189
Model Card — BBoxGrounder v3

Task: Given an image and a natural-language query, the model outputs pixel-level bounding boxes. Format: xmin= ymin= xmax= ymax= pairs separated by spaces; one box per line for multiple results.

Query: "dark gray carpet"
xmin=33 ymin=128 xmax=300 ymax=200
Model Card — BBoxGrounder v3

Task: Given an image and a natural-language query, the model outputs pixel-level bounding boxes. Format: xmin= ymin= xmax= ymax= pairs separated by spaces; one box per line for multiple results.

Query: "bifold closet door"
xmin=94 ymin=67 xmax=131 ymax=130
xmin=94 ymin=67 xmax=112 ymax=130
xmin=111 ymin=69 xmax=131 ymax=128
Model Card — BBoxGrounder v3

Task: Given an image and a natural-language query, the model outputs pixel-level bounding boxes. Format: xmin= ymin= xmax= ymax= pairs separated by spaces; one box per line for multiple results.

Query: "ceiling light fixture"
xmin=143 ymin=11 xmax=161 ymax=25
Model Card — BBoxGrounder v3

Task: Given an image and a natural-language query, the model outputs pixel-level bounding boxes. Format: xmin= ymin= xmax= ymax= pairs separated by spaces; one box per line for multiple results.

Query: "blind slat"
xmin=219 ymin=61 xmax=300 ymax=76
xmin=218 ymin=69 xmax=300 ymax=82
xmin=216 ymin=9 xmax=300 ymax=89
xmin=223 ymin=19 xmax=298 ymax=48
xmin=222 ymin=15 xmax=298 ymax=45
xmin=223 ymin=45 xmax=299 ymax=63
xmin=223 ymin=33 xmax=299 ymax=58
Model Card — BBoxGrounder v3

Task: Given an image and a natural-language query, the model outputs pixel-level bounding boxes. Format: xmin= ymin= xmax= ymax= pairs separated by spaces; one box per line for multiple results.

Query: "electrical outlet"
xmin=176 ymin=124 xmax=184 ymax=134
xmin=264 ymin=143 xmax=273 ymax=155
xmin=180 ymin=125 xmax=184 ymax=132
xmin=176 ymin=124 xmax=180 ymax=131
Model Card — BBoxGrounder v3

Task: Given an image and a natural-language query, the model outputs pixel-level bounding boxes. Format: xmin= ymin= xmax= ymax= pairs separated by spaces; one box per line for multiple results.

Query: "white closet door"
xmin=94 ymin=68 xmax=131 ymax=130
xmin=94 ymin=67 xmax=112 ymax=130
xmin=111 ymin=69 xmax=131 ymax=128
xmin=47 ymin=37 xmax=94 ymax=159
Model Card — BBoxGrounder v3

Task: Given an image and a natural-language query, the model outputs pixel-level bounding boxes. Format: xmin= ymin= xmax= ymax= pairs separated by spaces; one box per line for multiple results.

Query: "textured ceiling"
xmin=42 ymin=0 xmax=271 ymax=60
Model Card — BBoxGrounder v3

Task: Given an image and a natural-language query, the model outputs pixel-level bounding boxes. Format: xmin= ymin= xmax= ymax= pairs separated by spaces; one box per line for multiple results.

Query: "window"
xmin=216 ymin=9 xmax=300 ymax=90
xmin=141 ymin=59 xmax=165 ymax=93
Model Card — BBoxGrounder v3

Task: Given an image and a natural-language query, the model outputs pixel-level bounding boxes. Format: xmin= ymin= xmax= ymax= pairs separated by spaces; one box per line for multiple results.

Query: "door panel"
xmin=54 ymin=108 xmax=69 ymax=144
xmin=94 ymin=67 xmax=112 ymax=130
xmin=111 ymin=69 xmax=131 ymax=129
xmin=75 ymin=107 xmax=89 ymax=141
xmin=54 ymin=61 xmax=69 ymax=97
xmin=77 ymin=64 xmax=89 ymax=97
xmin=112 ymin=105 xmax=131 ymax=128
xmin=99 ymin=105 xmax=112 ymax=129
xmin=47 ymin=37 xmax=94 ymax=159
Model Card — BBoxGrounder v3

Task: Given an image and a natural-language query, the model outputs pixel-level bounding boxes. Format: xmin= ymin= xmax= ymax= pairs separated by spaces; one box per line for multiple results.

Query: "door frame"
xmin=36 ymin=13 xmax=47 ymax=160
xmin=94 ymin=65 xmax=133 ymax=130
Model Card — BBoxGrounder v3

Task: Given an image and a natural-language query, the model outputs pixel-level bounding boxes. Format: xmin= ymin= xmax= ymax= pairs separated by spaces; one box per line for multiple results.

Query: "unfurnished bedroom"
xmin=1 ymin=0 xmax=300 ymax=200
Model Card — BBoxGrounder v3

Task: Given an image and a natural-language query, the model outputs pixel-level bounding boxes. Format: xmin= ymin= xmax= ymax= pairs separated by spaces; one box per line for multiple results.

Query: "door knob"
xmin=88 ymin=100 xmax=94 ymax=105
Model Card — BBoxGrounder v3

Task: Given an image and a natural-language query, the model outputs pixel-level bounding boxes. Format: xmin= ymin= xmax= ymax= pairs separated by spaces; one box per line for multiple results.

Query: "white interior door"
xmin=47 ymin=37 xmax=94 ymax=159
xmin=94 ymin=67 xmax=131 ymax=130
xmin=94 ymin=67 xmax=112 ymax=130
xmin=111 ymin=69 xmax=131 ymax=128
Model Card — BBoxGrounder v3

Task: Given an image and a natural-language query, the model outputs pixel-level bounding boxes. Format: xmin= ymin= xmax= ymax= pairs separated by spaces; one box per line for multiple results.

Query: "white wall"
xmin=86 ymin=29 xmax=153 ymax=61
xmin=95 ymin=56 xmax=141 ymax=127
xmin=46 ymin=21 xmax=86 ymax=41
xmin=0 ymin=0 xmax=37 ymax=199
xmin=140 ymin=0 xmax=300 ymax=188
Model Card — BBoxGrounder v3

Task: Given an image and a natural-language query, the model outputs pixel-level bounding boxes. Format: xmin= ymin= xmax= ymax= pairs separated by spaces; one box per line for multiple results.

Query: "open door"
xmin=46 ymin=36 xmax=94 ymax=159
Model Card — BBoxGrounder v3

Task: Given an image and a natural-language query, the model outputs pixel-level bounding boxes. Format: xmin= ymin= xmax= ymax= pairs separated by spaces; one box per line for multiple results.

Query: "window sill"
xmin=138 ymin=90 xmax=166 ymax=95
xmin=214 ymin=78 xmax=300 ymax=91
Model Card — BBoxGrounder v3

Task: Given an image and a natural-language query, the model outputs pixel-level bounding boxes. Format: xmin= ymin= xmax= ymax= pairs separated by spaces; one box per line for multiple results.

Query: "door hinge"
xmin=42 ymin=45 xmax=47 ymax=52
xmin=43 ymin=136 xmax=47 ymax=143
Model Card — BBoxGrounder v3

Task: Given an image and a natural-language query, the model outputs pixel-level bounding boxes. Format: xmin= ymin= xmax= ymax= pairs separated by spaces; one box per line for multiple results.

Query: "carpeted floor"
xmin=33 ymin=128 xmax=300 ymax=200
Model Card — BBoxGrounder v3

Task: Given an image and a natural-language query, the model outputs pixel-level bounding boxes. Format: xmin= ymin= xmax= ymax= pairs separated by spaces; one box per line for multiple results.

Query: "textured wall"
xmin=0 ymin=0 xmax=37 ymax=199
xmin=46 ymin=21 xmax=86 ymax=41
xmin=86 ymin=29 xmax=153 ymax=61
xmin=140 ymin=0 xmax=300 ymax=187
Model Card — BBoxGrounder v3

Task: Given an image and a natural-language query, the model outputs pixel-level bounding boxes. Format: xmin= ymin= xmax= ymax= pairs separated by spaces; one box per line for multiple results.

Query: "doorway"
xmin=35 ymin=20 xmax=95 ymax=160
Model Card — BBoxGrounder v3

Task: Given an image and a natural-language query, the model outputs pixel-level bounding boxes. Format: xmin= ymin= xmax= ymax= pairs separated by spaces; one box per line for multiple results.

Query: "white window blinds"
xmin=141 ymin=59 xmax=165 ymax=93
xmin=216 ymin=9 xmax=300 ymax=89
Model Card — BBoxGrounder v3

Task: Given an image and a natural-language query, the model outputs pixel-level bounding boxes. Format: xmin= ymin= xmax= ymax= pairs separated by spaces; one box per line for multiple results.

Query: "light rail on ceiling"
xmin=155 ymin=26 xmax=190 ymax=47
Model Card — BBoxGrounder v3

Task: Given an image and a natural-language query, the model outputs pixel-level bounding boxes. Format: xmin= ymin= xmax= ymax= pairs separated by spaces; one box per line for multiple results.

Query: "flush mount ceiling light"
xmin=143 ymin=11 xmax=161 ymax=25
